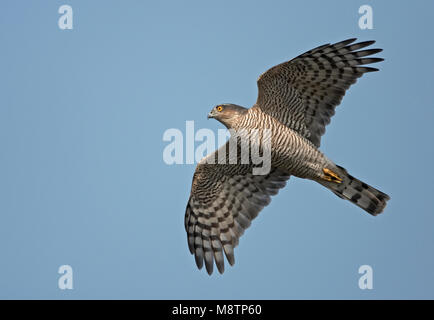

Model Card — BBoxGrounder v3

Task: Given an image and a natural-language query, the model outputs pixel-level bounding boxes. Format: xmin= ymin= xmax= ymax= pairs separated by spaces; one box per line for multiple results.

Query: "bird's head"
xmin=207 ymin=103 xmax=248 ymax=129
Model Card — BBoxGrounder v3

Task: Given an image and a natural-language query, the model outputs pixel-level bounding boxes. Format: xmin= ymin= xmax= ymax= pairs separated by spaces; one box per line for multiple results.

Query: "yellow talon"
xmin=322 ymin=168 xmax=343 ymax=183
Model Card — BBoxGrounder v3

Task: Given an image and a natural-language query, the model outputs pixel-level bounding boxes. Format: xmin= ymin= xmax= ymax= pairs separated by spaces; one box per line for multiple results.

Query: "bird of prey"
xmin=185 ymin=38 xmax=390 ymax=275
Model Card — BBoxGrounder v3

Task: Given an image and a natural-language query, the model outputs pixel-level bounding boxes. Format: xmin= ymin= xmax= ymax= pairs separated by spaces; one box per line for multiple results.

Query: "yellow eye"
xmin=216 ymin=106 xmax=223 ymax=112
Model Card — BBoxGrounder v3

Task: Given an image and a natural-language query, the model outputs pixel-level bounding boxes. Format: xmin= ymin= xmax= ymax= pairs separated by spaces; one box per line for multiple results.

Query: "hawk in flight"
xmin=185 ymin=39 xmax=390 ymax=275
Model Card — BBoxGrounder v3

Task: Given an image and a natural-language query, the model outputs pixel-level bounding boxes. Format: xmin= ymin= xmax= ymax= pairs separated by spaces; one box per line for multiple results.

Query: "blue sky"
xmin=1 ymin=0 xmax=433 ymax=299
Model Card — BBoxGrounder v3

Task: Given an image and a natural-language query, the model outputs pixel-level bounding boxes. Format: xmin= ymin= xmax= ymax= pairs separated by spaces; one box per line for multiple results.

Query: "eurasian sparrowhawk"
xmin=184 ymin=38 xmax=390 ymax=275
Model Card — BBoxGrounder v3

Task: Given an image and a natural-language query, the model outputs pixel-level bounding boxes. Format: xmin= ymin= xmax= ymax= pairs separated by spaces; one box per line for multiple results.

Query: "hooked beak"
xmin=207 ymin=111 xmax=215 ymax=119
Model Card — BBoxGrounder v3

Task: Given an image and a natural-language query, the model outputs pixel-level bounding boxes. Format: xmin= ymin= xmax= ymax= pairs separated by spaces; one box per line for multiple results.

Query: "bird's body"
xmin=232 ymin=106 xmax=331 ymax=180
xmin=185 ymin=38 xmax=390 ymax=275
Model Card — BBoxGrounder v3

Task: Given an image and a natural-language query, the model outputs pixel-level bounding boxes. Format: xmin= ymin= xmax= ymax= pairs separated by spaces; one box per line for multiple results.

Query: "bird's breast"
xmin=233 ymin=110 xmax=328 ymax=178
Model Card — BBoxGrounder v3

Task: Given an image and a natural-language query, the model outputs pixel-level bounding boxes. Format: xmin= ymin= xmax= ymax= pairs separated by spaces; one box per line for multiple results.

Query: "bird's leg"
xmin=322 ymin=168 xmax=343 ymax=183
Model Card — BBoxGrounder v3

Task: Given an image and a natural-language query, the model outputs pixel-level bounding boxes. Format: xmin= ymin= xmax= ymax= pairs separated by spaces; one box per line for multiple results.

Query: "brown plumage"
xmin=185 ymin=38 xmax=390 ymax=275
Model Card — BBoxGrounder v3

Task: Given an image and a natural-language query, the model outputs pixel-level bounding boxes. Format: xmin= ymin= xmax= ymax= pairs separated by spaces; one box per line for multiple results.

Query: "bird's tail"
xmin=318 ymin=165 xmax=390 ymax=216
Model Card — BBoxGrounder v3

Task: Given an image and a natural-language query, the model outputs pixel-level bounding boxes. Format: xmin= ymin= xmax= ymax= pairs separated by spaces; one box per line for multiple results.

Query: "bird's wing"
xmin=185 ymin=142 xmax=290 ymax=275
xmin=256 ymin=38 xmax=383 ymax=147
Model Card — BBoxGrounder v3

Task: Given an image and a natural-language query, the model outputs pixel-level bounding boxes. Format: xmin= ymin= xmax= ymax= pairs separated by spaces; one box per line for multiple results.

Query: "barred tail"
xmin=321 ymin=165 xmax=390 ymax=216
